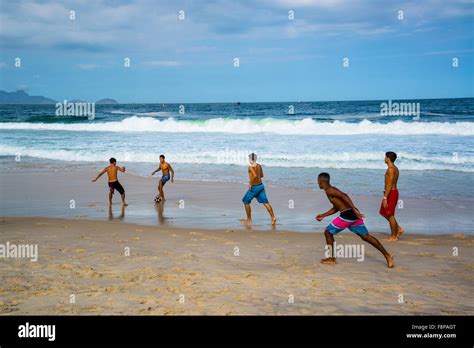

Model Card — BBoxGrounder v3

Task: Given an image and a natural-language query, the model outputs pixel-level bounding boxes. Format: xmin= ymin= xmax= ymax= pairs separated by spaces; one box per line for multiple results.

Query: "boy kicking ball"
xmin=151 ymin=154 xmax=174 ymax=203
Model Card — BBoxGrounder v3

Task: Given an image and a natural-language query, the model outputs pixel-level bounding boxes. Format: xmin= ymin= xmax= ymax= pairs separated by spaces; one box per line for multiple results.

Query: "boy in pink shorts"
xmin=315 ymin=172 xmax=394 ymax=268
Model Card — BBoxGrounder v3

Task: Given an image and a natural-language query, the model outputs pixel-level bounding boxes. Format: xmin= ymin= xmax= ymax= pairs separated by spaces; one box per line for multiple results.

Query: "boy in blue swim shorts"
xmin=151 ymin=154 xmax=174 ymax=202
xmin=240 ymin=153 xmax=276 ymax=225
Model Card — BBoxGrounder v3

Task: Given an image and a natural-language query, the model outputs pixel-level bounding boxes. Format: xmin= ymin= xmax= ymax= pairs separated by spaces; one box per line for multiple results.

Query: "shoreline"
xmin=1 ymin=156 xmax=473 ymax=202
xmin=0 ymin=215 xmax=469 ymax=239
xmin=1 ymin=166 xmax=473 ymax=235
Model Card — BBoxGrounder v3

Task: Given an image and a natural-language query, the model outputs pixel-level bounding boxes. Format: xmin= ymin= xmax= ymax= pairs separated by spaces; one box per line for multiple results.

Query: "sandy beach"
xmin=1 ymin=165 xmax=473 ymax=315
xmin=0 ymin=216 xmax=472 ymax=315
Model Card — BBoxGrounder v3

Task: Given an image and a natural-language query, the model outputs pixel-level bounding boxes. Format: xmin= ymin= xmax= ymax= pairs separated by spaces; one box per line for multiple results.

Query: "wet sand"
xmin=0 ymin=167 xmax=473 ymax=234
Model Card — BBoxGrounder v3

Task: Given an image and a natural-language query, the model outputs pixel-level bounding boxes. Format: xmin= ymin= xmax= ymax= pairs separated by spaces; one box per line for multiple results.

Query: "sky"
xmin=0 ymin=0 xmax=473 ymax=103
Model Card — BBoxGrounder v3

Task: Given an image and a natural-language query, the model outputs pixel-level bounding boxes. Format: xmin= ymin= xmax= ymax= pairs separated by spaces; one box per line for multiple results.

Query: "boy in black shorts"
xmin=92 ymin=158 xmax=127 ymax=206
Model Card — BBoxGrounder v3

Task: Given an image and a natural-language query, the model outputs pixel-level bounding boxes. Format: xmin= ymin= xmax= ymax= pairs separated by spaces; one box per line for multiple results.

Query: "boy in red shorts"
xmin=380 ymin=151 xmax=404 ymax=241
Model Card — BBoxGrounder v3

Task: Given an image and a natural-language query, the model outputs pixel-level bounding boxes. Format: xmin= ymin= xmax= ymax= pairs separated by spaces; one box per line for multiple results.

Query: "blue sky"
xmin=0 ymin=0 xmax=473 ymax=103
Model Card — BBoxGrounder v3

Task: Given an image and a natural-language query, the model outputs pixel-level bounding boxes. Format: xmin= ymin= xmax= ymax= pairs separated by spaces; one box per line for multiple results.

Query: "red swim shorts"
xmin=380 ymin=188 xmax=399 ymax=217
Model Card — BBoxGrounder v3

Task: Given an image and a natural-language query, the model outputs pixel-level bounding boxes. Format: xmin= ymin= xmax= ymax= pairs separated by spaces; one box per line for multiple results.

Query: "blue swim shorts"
xmin=161 ymin=173 xmax=170 ymax=185
xmin=242 ymin=184 xmax=269 ymax=204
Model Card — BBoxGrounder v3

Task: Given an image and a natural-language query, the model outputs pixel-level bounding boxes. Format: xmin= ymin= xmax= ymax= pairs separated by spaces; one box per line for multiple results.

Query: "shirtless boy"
xmin=315 ymin=172 xmax=393 ymax=268
xmin=380 ymin=151 xmax=404 ymax=241
xmin=151 ymin=154 xmax=174 ymax=202
xmin=240 ymin=153 xmax=276 ymax=225
xmin=92 ymin=157 xmax=127 ymax=206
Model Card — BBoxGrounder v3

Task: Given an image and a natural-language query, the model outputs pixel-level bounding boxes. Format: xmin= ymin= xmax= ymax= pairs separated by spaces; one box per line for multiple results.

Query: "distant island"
xmin=96 ymin=98 xmax=118 ymax=104
xmin=0 ymin=90 xmax=118 ymax=104
xmin=0 ymin=90 xmax=56 ymax=104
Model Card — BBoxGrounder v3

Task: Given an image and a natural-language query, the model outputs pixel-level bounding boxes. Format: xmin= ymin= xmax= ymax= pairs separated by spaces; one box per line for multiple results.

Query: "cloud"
xmin=16 ymin=84 xmax=29 ymax=91
xmin=0 ymin=0 xmax=472 ymax=64
xmin=263 ymin=0 xmax=346 ymax=9
xmin=143 ymin=60 xmax=183 ymax=67
xmin=77 ymin=63 xmax=100 ymax=70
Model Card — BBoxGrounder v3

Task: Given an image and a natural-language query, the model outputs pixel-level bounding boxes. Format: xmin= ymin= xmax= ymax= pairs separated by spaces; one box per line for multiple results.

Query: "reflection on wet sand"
xmin=154 ymin=201 xmax=172 ymax=226
xmin=241 ymin=219 xmax=277 ymax=232
xmin=109 ymin=205 xmax=125 ymax=220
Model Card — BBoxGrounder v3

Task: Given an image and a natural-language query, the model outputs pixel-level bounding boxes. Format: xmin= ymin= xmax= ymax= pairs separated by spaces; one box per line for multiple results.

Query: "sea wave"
xmin=110 ymin=111 xmax=174 ymax=117
xmin=1 ymin=145 xmax=472 ymax=172
xmin=0 ymin=117 xmax=473 ymax=135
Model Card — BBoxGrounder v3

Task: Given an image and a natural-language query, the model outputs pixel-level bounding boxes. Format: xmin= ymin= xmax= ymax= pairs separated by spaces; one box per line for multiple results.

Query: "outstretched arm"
xmin=92 ymin=168 xmax=107 ymax=182
xmin=118 ymin=166 xmax=126 ymax=172
xmin=151 ymin=166 xmax=161 ymax=176
xmin=316 ymin=206 xmax=338 ymax=221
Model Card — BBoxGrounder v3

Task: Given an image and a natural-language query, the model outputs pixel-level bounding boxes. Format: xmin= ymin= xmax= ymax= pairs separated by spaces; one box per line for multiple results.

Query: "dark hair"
xmin=159 ymin=154 xmax=165 ymax=159
xmin=318 ymin=172 xmax=330 ymax=182
xmin=249 ymin=153 xmax=257 ymax=161
xmin=385 ymin=151 xmax=397 ymax=162
xmin=109 ymin=157 xmax=116 ymax=164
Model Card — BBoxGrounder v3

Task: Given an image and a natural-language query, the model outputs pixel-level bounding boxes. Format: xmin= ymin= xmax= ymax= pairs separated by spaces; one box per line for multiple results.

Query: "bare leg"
xmin=121 ymin=193 xmax=128 ymax=206
xmin=158 ymin=181 xmax=165 ymax=201
xmin=240 ymin=204 xmax=252 ymax=222
xmin=109 ymin=192 xmax=113 ymax=206
xmin=385 ymin=215 xmax=401 ymax=241
xmin=263 ymin=203 xmax=277 ymax=225
xmin=321 ymin=229 xmax=336 ymax=265
xmin=394 ymin=217 xmax=404 ymax=238
xmin=108 ymin=205 xmax=113 ymax=220
xmin=359 ymin=233 xmax=394 ymax=268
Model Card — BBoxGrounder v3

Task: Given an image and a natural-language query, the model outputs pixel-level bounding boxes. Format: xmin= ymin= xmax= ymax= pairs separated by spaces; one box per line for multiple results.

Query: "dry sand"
xmin=0 ymin=217 xmax=472 ymax=315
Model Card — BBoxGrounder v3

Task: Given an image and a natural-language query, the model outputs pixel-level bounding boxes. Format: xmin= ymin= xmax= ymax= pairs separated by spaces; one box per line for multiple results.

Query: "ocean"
xmin=1 ymin=98 xmax=473 ymax=201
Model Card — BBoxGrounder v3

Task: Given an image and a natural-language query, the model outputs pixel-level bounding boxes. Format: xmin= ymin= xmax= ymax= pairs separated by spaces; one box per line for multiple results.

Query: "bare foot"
xmin=397 ymin=227 xmax=405 ymax=238
xmin=386 ymin=254 xmax=394 ymax=268
xmin=122 ymin=203 xmax=128 ymax=207
xmin=271 ymin=216 xmax=277 ymax=225
xmin=320 ymin=257 xmax=336 ymax=265
xmin=240 ymin=218 xmax=252 ymax=223
xmin=386 ymin=236 xmax=398 ymax=242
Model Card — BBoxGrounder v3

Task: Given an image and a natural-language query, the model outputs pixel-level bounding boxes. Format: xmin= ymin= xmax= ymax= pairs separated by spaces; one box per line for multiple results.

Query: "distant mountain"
xmin=0 ymin=90 xmax=56 ymax=104
xmin=96 ymin=98 xmax=118 ymax=104
xmin=0 ymin=90 xmax=119 ymax=104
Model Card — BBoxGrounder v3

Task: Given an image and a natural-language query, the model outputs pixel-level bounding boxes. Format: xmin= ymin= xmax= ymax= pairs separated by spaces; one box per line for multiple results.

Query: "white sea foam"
xmin=1 ymin=145 xmax=472 ymax=172
xmin=0 ymin=117 xmax=473 ymax=135
xmin=110 ymin=111 xmax=174 ymax=117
